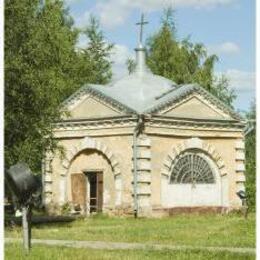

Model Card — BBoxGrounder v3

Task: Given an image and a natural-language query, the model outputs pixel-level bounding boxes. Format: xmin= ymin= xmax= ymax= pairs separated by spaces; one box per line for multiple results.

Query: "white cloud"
xmin=111 ymin=44 xmax=134 ymax=64
xmin=73 ymin=0 xmax=236 ymax=29
xmin=217 ymin=69 xmax=255 ymax=92
xmin=111 ymin=44 xmax=134 ymax=79
xmin=207 ymin=42 xmax=240 ymax=56
xmin=76 ymin=34 xmax=89 ymax=49
xmin=96 ymin=1 xmax=131 ymax=29
xmin=126 ymin=0 xmax=235 ymax=10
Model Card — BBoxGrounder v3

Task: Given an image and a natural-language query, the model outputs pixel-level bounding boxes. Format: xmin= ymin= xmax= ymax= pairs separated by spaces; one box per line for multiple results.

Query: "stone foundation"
xmin=151 ymin=206 xmax=243 ymax=217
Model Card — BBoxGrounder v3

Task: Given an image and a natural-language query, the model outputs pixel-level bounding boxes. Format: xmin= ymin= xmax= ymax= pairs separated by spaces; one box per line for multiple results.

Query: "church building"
xmin=42 ymin=16 xmax=246 ymax=217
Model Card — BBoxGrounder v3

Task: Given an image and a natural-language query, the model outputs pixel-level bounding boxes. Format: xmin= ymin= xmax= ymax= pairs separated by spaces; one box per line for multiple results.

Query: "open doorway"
xmin=87 ymin=172 xmax=103 ymax=213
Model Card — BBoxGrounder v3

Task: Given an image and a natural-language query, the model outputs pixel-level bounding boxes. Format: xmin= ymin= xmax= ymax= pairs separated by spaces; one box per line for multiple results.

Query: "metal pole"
xmin=133 ymin=115 xmax=145 ymax=218
xmin=133 ymin=130 xmax=138 ymax=218
xmin=242 ymin=199 xmax=248 ymax=219
xmin=22 ymin=206 xmax=30 ymax=252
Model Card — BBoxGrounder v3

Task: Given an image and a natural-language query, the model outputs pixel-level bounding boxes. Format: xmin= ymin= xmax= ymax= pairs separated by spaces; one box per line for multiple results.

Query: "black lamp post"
xmin=5 ymin=162 xmax=41 ymax=252
xmin=236 ymin=190 xmax=248 ymax=219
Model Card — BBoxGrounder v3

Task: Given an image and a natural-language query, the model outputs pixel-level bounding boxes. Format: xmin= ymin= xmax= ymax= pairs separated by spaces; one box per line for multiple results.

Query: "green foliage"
xmin=126 ymin=58 xmax=136 ymax=75
xmin=145 ymin=8 xmax=236 ymax=107
xmin=245 ymin=103 xmax=256 ymax=211
xmin=76 ymin=16 xmax=113 ymax=85
xmin=61 ymin=202 xmax=71 ymax=215
xmin=5 ymin=0 xmax=78 ymax=171
xmin=5 ymin=1 xmax=113 ymax=172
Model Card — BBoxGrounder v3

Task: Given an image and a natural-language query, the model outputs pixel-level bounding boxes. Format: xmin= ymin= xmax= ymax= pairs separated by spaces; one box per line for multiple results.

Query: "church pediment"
xmin=147 ymin=84 xmax=240 ymax=121
xmin=61 ymin=86 xmax=133 ymax=119
xmin=67 ymin=94 xmax=124 ymax=119
xmin=69 ymin=95 xmax=122 ymax=119
xmin=161 ymin=95 xmax=231 ymax=120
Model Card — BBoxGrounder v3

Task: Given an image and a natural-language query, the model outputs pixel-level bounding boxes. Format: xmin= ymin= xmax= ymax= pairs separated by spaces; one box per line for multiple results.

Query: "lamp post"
xmin=236 ymin=190 xmax=248 ymax=219
xmin=6 ymin=162 xmax=41 ymax=252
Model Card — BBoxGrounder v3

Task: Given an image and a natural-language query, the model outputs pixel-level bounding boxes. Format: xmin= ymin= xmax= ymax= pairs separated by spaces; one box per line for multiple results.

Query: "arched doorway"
xmin=162 ymin=149 xmax=222 ymax=207
xmin=68 ymin=149 xmax=116 ymax=214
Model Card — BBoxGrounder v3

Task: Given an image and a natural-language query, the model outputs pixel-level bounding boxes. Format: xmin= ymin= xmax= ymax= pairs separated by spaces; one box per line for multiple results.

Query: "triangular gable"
xmin=162 ymin=95 xmax=231 ymax=120
xmin=61 ymin=85 xmax=135 ymax=119
xmin=146 ymin=84 xmax=240 ymax=121
xmin=69 ymin=95 xmax=122 ymax=118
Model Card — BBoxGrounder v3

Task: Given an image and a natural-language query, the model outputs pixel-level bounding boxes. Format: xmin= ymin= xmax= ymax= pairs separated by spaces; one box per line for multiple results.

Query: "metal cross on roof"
xmin=136 ymin=13 xmax=148 ymax=47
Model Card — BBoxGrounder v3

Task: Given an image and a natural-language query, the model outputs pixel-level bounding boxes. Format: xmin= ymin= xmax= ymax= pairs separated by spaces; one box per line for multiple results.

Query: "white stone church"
xmin=42 ymin=17 xmax=246 ymax=217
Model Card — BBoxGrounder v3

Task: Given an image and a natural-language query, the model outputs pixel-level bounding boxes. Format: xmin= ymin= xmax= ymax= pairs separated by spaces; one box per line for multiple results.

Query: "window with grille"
xmin=170 ymin=152 xmax=215 ymax=184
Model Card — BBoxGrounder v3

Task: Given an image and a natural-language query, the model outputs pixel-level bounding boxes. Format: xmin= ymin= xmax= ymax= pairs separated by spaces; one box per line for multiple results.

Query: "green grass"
xmin=5 ymin=213 xmax=255 ymax=248
xmin=5 ymin=243 xmax=255 ymax=260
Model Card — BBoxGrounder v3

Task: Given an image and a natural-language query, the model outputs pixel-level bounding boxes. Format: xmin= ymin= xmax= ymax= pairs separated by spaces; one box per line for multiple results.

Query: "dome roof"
xmin=90 ymin=70 xmax=177 ymax=113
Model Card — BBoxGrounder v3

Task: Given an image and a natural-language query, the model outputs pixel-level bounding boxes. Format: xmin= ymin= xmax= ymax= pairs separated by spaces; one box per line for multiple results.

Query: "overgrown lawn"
xmin=5 ymin=243 xmax=255 ymax=260
xmin=5 ymin=213 xmax=255 ymax=248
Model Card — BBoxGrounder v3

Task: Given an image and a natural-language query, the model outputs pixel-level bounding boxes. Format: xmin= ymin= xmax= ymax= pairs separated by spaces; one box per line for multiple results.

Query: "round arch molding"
xmin=161 ymin=137 xmax=227 ymax=178
xmin=61 ymin=137 xmax=121 ymax=177
xmin=57 ymin=136 xmax=122 ymax=206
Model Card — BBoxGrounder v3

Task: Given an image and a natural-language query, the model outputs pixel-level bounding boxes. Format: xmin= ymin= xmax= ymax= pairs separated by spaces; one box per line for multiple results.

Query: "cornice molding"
xmin=54 ymin=116 xmax=137 ymax=131
xmin=53 ymin=115 xmax=244 ymax=133
xmin=148 ymin=116 xmax=245 ymax=131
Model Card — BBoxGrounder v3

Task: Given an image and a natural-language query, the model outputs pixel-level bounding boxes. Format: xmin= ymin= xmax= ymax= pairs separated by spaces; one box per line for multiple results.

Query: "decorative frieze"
xmin=54 ymin=117 xmax=137 ymax=132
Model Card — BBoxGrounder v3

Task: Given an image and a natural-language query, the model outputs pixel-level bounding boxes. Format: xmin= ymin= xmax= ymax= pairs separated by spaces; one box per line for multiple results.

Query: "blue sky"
xmin=65 ymin=0 xmax=255 ymax=112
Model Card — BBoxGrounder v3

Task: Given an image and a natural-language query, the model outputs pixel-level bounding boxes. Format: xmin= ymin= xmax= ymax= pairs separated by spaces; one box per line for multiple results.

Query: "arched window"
xmin=170 ymin=152 xmax=215 ymax=184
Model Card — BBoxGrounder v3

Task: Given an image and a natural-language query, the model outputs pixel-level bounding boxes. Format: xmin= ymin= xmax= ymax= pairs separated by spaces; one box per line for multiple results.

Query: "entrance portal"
xmin=87 ymin=172 xmax=103 ymax=213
